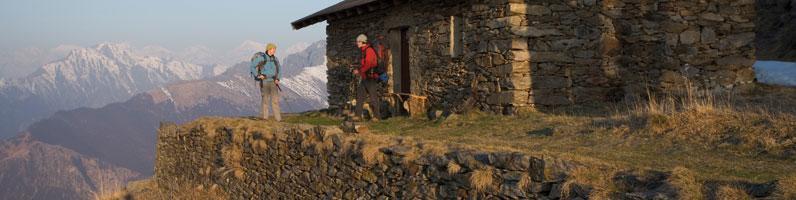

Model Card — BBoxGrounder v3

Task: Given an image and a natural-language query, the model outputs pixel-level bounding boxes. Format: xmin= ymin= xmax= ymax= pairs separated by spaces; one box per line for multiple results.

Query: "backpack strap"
xmin=260 ymin=54 xmax=279 ymax=80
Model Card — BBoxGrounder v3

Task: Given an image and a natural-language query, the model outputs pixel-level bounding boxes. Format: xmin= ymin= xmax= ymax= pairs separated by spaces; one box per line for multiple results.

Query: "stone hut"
xmin=292 ymin=0 xmax=757 ymax=114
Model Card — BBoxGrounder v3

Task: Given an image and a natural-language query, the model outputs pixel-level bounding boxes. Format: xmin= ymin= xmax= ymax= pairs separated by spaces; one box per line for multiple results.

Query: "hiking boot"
xmin=371 ymin=117 xmax=380 ymax=122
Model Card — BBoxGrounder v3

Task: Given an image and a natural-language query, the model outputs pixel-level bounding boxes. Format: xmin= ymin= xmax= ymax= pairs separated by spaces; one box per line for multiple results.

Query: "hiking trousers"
xmin=259 ymin=81 xmax=281 ymax=121
xmin=355 ymin=79 xmax=381 ymax=119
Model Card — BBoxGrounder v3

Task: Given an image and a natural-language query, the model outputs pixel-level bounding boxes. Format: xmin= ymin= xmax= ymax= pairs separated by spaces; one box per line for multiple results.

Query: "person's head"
xmin=356 ymin=34 xmax=368 ymax=48
xmin=266 ymin=43 xmax=277 ymax=55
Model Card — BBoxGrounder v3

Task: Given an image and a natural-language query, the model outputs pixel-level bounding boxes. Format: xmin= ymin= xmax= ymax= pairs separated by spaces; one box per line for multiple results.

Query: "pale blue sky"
xmin=0 ymin=0 xmax=338 ymax=51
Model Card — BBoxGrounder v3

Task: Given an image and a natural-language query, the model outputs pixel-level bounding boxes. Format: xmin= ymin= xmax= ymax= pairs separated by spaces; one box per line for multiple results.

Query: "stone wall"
xmin=510 ymin=0 xmax=757 ymax=105
xmin=154 ymin=117 xmax=783 ymax=199
xmin=325 ymin=0 xmax=519 ymax=114
xmin=155 ymin=118 xmax=567 ymax=199
xmin=324 ymin=0 xmax=757 ymax=113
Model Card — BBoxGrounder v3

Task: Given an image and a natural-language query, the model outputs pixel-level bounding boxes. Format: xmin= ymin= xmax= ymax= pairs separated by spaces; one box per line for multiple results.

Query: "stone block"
xmin=511 ymin=26 xmax=563 ymax=37
xmin=679 ymin=30 xmax=701 ymax=44
xmin=533 ymin=76 xmax=571 ymax=89
xmin=530 ymin=52 xmax=575 ymax=63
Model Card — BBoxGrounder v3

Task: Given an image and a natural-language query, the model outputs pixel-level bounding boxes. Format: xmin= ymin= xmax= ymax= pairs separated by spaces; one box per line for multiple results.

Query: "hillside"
xmin=0 ymin=133 xmax=140 ymax=200
xmin=109 ymin=84 xmax=796 ymax=199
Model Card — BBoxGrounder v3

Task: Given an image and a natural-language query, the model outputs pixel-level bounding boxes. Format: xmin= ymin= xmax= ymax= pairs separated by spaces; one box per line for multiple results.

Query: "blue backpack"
xmin=250 ymin=52 xmax=278 ymax=81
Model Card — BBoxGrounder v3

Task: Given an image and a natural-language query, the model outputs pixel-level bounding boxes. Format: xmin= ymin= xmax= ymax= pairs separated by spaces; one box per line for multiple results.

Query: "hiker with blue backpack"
xmin=352 ymin=34 xmax=387 ymax=122
xmin=250 ymin=43 xmax=282 ymax=122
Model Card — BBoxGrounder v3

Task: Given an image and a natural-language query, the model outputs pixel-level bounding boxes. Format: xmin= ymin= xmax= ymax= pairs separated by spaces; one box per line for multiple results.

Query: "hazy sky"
xmin=0 ymin=0 xmax=339 ymax=51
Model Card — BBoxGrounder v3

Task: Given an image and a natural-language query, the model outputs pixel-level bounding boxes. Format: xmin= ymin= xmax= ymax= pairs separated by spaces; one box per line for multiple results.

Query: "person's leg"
xmin=365 ymin=80 xmax=381 ymax=120
xmin=354 ymin=79 xmax=366 ymax=118
xmin=260 ymin=82 xmax=268 ymax=119
xmin=270 ymin=82 xmax=282 ymax=122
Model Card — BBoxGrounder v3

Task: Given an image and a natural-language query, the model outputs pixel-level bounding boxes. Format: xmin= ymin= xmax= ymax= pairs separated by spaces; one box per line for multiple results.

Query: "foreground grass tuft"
xmin=561 ymin=167 xmax=616 ymax=199
xmin=670 ymin=166 xmax=704 ymax=200
xmin=99 ymin=179 xmax=227 ymax=200
xmin=716 ymin=185 xmax=751 ymax=200
xmin=469 ymin=167 xmax=495 ymax=192
xmin=775 ymin=174 xmax=796 ymax=199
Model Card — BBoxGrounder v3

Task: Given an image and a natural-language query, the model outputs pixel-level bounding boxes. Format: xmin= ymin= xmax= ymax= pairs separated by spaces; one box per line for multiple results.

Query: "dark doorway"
xmin=400 ymin=28 xmax=411 ymax=94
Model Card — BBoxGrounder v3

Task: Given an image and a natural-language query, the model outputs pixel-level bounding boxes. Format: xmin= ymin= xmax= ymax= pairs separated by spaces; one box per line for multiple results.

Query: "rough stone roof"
xmin=291 ymin=0 xmax=387 ymax=30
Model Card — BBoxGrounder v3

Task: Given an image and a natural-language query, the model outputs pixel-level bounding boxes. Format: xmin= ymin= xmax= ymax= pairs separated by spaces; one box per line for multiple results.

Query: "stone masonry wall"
xmin=154 ymin=117 xmax=580 ymax=199
xmin=325 ymin=0 xmax=756 ymax=112
xmin=153 ymin=118 xmax=783 ymax=199
xmin=326 ymin=0 xmax=521 ymax=114
xmin=505 ymin=0 xmax=756 ymax=106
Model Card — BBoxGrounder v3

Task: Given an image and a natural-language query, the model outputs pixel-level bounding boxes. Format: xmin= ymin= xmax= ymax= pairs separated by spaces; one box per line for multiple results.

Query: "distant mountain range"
xmin=133 ymin=40 xmax=311 ymax=69
xmin=0 ymin=133 xmax=140 ymax=200
xmin=0 ymin=45 xmax=81 ymax=79
xmin=0 ymin=43 xmax=212 ymax=138
xmin=0 ymin=40 xmax=328 ymax=200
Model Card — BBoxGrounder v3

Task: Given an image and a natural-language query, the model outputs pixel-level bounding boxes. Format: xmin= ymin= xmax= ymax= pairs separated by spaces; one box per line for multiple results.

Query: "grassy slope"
xmin=288 ymin=84 xmax=796 ymax=184
xmin=106 ymin=84 xmax=796 ymax=199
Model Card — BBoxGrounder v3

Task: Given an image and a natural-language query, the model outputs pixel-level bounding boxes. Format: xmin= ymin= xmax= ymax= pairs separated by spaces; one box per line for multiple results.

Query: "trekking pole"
xmin=346 ymin=65 xmax=359 ymax=117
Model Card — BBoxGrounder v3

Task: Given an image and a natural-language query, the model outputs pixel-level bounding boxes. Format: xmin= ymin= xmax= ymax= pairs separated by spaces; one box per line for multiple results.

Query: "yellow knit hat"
xmin=266 ymin=43 xmax=277 ymax=51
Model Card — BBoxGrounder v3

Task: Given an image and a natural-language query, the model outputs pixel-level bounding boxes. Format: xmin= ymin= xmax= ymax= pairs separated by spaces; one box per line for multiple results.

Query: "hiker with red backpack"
xmin=352 ymin=34 xmax=384 ymax=122
xmin=250 ymin=43 xmax=282 ymax=122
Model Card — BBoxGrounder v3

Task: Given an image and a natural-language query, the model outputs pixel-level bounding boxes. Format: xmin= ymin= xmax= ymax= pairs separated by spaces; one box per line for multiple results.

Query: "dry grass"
xmin=670 ymin=166 xmax=704 ymax=200
xmin=621 ymin=84 xmax=796 ymax=157
xmin=313 ymin=134 xmax=337 ymax=153
xmin=447 ymin=161 xmax=461 ymax=175
xmin=469 ymin=167 xmax=495 ymax=192
xmin=251 ymin=139 xmax=268 ymax=153
xmin=775 ymin=174 xmax=796 ymax=199
xmin=560 ymin=167 xmax=616 ymax=199
xmin=361 ymin=141 xmax=386 ymax=165
xmin=517 ymin=173 xmax=532 ymax=190
xmin=716 ymin=185 xmax=751 ymax=200
xmin=221 ymin=145 xmax=244 ymax=180
xmin=418 ymin=141 xmax=449 ymax=158
xmin=98 ymin=179 xmax=227 ymax=200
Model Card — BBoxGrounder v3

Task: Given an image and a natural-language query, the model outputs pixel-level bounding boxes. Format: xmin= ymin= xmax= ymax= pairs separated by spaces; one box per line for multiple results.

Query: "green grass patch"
xmin=283 ymin=113 xmax=342 ymax=126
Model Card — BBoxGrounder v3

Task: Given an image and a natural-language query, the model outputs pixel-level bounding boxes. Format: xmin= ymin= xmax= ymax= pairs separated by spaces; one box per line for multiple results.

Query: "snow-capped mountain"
xmin=225 ymin=40 xmax=266 ymax=66
xmin=0 ymin=45 xmax=81 ymax=79
xmin=16 ymin=40 xmax=328 ymax=178
xmin=283 ymin=42 xmax=311 ymax=60
xmin=0 ymin=43 xmax=209 ymax=138
xmin=9 ymin=42 xmax=206 ymax=108
xmin=133 ymin=40 xmax=316 ymax=67
xmin=281 ymin=41 xmax=327 ymax=78
xmin=151 ymin=40 xmax=329 ymax=113
xmin=136 ymin=45 xmax=175 ymax=59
